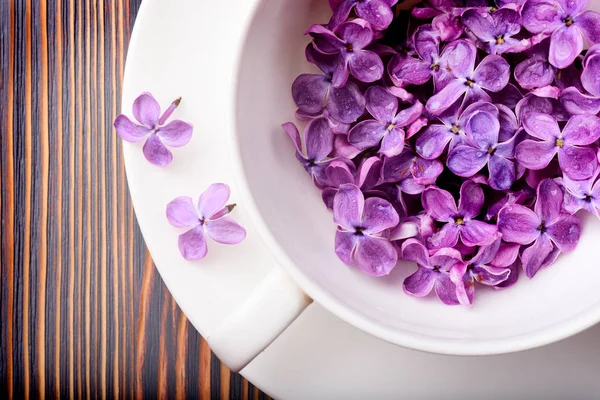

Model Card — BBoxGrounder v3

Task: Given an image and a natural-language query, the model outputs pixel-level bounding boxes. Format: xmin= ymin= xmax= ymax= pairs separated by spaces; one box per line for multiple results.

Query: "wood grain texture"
xmin=0 ymin=1 xmax=270 ymax=398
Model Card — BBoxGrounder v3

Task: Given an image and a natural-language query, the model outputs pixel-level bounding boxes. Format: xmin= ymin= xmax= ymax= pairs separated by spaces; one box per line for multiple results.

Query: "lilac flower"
xmin=425 ymin=39 xmax=510 ymax=115
xmin=522 ymin=0 xmax=600 ymax=68
xmin=114 ymin=93 xmax=193 ymax=167
xmin=498 ymin=179 xmax=581 ymax=278
xmin=411 ymin=0 xmax=469 ymax=41
xmin=282 ymin=118 xmax=335 ymax=188
xmin=447 ymin=106 xmax=523 ymax=190
xmin=560 ymin=44 xmax=600 ymax=115
xmin=292 ymin=45 xmax=366 ymax=124
xmin=307 ymin=20 xmax=384 ymax=88
xmin=462 ymin=8 xmax=525 ymax=54
xmin=328 ymin=0 xmax=398 ymax=31
xmin=558 ymin=167 xmax=600 ymax=216
xmin=422 ymin=180 xmax=498 ymax=249
xmin=416 ymin=101 xmax=497 ymax=160
xmin=166 ymin=184 xmax=246 ymax=261
xmin=380 ymin=150 xmax=444 ymax=194
xmin=333 ymin=184 xmax=400 ymax=276
xmin=401 ymin=239 xmax=466 ymax=306
xmin=516 ymin=113 xmax=600 ymax=180
xmin=450 ymin=239 xmax=515 ymax=305
xmin=348 ymin=86 xmax=424 ymax=157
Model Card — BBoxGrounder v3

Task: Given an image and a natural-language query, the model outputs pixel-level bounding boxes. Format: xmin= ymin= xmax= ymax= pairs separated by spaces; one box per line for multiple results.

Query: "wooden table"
xmin=0 ymin=1 xmax=270 ymax=398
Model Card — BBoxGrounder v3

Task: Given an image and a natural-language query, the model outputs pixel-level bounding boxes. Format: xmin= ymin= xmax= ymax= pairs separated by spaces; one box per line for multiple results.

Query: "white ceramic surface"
xmin=122 ymin=0 xmax=600 ymax=396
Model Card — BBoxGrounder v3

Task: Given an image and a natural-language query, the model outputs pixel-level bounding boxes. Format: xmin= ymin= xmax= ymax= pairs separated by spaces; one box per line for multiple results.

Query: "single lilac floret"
xmin=557 ymin=167 xmax=600 ymax=217
xmin=462 ymin=8 xmax=525 ymax=54
xmin=166 ymin=184 xmax=246 ymax=261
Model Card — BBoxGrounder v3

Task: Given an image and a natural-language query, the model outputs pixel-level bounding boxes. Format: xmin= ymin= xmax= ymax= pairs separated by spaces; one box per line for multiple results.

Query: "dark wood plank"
xmin=0 ymin=1 xmax=271 ymax=398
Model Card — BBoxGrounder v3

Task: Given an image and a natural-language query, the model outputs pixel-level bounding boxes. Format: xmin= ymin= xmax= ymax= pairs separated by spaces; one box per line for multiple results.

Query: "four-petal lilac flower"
xmin=114 ymin=93 xmax=193 ymax=167
xmin=498 ymin=179 xmax=581 ymax=278
xmin=558 ymin=167 xmax=600 ymax=216
xmin=333 ymin=184 xmax=400 ymax=276
xmin=328 ymin=0 xmax=398 ymax=31
xmin=516 ymin=113 xmax=600 ymax=180
xmin=166 ymin=184 xmax=247 ymax=261
xmin=401 ymin=239 xmax=466 ymax=306
xmin=348 ymin=86 xmax=424 ymax=157
xmin=462 ymin=8 xmax=525 ymax=54
xmin=522 ymin=0 xmax=600 ymax=68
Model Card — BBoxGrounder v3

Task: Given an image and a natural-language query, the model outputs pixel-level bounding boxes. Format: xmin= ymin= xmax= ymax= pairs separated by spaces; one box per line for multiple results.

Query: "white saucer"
xmin=122 ymin=0 xmax=600 ymax=397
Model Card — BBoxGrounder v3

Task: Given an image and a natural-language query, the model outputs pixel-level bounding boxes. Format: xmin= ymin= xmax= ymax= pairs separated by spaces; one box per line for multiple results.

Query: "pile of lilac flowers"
xmin=284 ymin=0 xmax=600 ymax=305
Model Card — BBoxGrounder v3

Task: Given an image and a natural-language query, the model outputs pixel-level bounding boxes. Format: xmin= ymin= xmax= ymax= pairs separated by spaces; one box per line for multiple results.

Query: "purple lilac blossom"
xmin=498 ymin=179 xmax=581 ymax=278
xmin=557 ymin=166 xmax=600 ymax=216
xmin=560 ymin=44 xmax=600 ymax=114
xmin=114 ymin=93 xmax=193 ymax=167
xmin=166 ymin=184 xmax=246 ymax=261
xmin=328 ymin=0 xmax=399 ymax=31
xmin=462 ymin=8 xmax=525 ymax=54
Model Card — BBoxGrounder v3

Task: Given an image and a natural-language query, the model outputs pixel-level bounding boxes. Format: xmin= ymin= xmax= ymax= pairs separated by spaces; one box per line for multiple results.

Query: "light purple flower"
xmin=447 ymin=106 xmax=523 ymax=190
xmin=416 ymin=101 xmax=497 ymax=160
xmin=516 ymin=113 xmax=600 ymax=180
xmin=462 ymin=8 xmax=525 ymax=54
xmin=380 ymin=150 xmax=444 ymax=194
xmin=422 ymin=180 xmax=498 ymax=250
xmin=166 ymin=184 xmax=246 ymax=261
xmin=401 ymin=239 xmax=466 ymax=306
xmin=292 ymin=45 xmax=366 ymax=124
xmin=114 ymin=93 xmax=193 ymax=167
xmin=560 ymin=44 xmax=600 ymax=115
xmin=498 ymin=179 xmax=581 ymax=278
xmin=333 ymin=184 xmax=400 ymax=276
xmin=522 ymin=0 xmax=600 ymax=68
xmin=558 ymin=166 xmax=600 ymax=216
xmin=328 ymin=0 xmax=398 ymax=31
xmin=307 ymin=20 xmax=384 ymax=88
xmin=282 ymin=118 xmax=335 ymax=188
xmin=348 ymin=86 xmax=424 ymax=157
xmin=425 ymin=39 xmax=510 ymax=115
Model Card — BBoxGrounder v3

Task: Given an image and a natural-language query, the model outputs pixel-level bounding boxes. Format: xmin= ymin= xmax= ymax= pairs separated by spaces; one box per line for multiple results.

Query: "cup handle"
xmin=205 ymin=267 xmax=312 ymax=371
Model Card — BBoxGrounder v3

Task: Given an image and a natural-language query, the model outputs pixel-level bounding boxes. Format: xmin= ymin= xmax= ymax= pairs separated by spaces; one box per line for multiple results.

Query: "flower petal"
xmin=365 ymin=86 xmax=398 ymax=123
xmin=465 ymin=110 xmax=499 ymax=150
xmin=355 ymin=0 xmax=394 ymax=30
xmin=305 ymin=117 xmax=335 ymax=161
xmin=576 ymin=10 xmax=600 ymax=44
xmin=440 ymin=39 xmax=477 ymax=78
xmin=328 ymin=0 xmax=355 ymax=30
xmin=457 ymin=180 xmax=485 ymax=219
xmin=549 ymin=26 xmax=583 ymax=69
xmin=494 ymin=8 xmax=522 ymax=37
xmin=514 ymin=58 xmax=554 ymax=90
xmin=434 ymin=273 xmax=461 ymax=306
xmin=415 ymin=124 xmax=454 ymax=159
xmin=198 ymin=183 xmax=230 ymax=219
xmin=521 ymin=0 xmax=563 ymax=34
xmin=498 ymin=204 xmax=540 ymax=244
xmin=461 ymin=220 xmax=498 ymax=247
xmin=535 ymin=178 xmax=563 ymax=224
xmin=488 ymin=155 xmax=515 ymax=191
xmin=325 ymin=160 xmax=355 ymax=187
xmin=158 ymin=120 xmax=193 ymax=147
xmin=473 ymin=55 xmax=510 ymax=92
xmin=348 ymin=50 xmax=384 ymax=83
xmin=335 ymin=230 xmax=358 ymax=265
xmin=401 ymin=238 xmax=430 ymax=265
xmin=142 ymin=133 xmax=173 ymax=167
xmin=337 ymin=19 xmax=375 ymax=50
xmin=403 ymin=267 xmax=436 ymax=297
xmin=558 ymin=145 xmax=598 ymax=180
xmin=471 ymin=238 xmax=501 ymax=266
xmin=292 ymin=74 xmax=330 ymax=115
xmin=522 ymin=112 xmax=561 ymax=141
xmin=166 ymin=197 xmax=199 ymax=228
xmin=562 ymin=115 xmax=600 ymax=146
xmin=379 ymin=128 xmax=405 ymax=157
xmin=327 ymin=82 xmax=366 ymax=124
xmin=447 ymin=145 xmax=489 ymax=177
xmin=394 ymin=101 xmax=424 ymax=127
xmin=413 ymin=24 xmax=440 ymax=63
xmin=355 ymin=156 xmax=382 ymax=189
xmin=461 ymin=9 xmax=495 ymax=42
xmin=282 ymin=122 xmax=302 ymax=153
xmin=521 ymin=235 xmax=557 ymax=278
xmin=427 ymin=224 xmax=460 ymax=249
xmin=363 ymin=197 xmax=400 ymax=234
xmin=473 ymin=265 xmax=511 ymax=286
xmin=450 ymin=264 xmax=473 ymax=306
xmin=355 ymin=236 xmax=398 ymax=276
xmin=546 ymin=213 xmax=581 ymax=252
xmin=426 ymin=79 xmax=468 ymax=115
xmin=560 ymin=87 xmax=600 ymax=115
xmin=422 ymin=186 xmax=457 ymax=221
xmin=114 ymin=115 xmax=151 ymax=142
xmin=333 ymin=183 xmax=364 ymax=230
xmin=332 ymin=134 xmax=362 ymax=158
xmin=206 ymin=217 xmax=246 ymax=245
xmin=412 ymin=157 xmax=443 ymax=185
xmin=581 ymin=53 xmax=600 ymax=97
xmin=389 ymin=56 xmax=432 ymax=86
xmin=178 ymin=225 xmax=208 ymax=261
xmin=492 ymin=242 xmax=521 ymax=268
xmin=348 ymin=120 xmax=386 ymax=150
xmin=132 ymin=92 xmax=161 ymax=127
xmin=515 ymin=140 xmax=557 ymax=170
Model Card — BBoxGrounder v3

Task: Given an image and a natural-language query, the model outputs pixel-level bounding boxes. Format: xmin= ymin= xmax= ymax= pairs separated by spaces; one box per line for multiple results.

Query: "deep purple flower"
xmin=307 ymin=20 xmax=384 ymax=88
xmin=422 ymin=180 xmax=498 ymax=249
xmin=166 ymin=184 xmax=246 ymax=261
xmin=558 ymin=166 xmax=600 ymax=216
xmin=348 ymin=86 xmax=424 ymax=157
xmin=292 ymin=45 xmax=366 ymax=124
xmin=560 ymin=44 xmax=600 ymax=115
xmin=498 ymin=179 xmax=581 ymax=278
xmin=380 ymin=150 xmax=444 ymax=194
xmin=401 ymin=239 xmax=466 ymax=306
xmin=416 ymin=101 xmax=497 ymax=160
xmin=282 ymin=118 xmax=335 ymax=188
xmin=328 ymin=0 xmax=398 ymax=31
xmin=447 ymin=106 xmax=523 ymax=190
xmin=450 ymin=238 xmax=516 ymax=305
xmin=114 ymin=93 xmax=193 ymax=167
xmin=462 ymin=8 xmax=525 ymax=54
xmin=425 ymin=39 xmax=510 ymax=115
xmin=522 ymin=0 xmax=600 ymax=68
xmin=333 ymin=184 xmax=400 ymax=276
xmin=516 ymin=113 xmax=600 ymax=180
